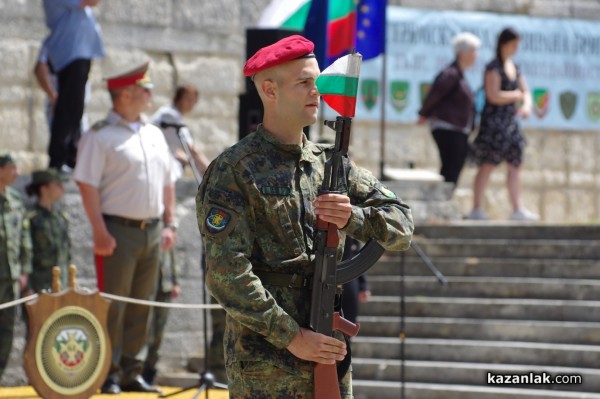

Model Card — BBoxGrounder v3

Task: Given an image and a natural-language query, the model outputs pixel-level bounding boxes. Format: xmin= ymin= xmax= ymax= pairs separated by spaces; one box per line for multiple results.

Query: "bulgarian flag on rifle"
xmin=316 ymin=52 xmax=362 ymax=117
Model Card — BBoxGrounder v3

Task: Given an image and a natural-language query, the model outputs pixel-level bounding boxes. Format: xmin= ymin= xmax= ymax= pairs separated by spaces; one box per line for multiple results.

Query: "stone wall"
xmin=2 ymin=0 xmax=600 ymax=386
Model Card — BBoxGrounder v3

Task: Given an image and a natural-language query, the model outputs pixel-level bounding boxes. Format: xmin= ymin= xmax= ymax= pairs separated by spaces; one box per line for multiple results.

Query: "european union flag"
xmin=356 ymin=0 xmax=386 ymax=60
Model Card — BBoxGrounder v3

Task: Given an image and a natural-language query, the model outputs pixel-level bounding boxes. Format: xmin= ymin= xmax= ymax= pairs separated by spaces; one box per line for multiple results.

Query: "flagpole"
xmin=379 ymin=52 xmax=387 ymax=180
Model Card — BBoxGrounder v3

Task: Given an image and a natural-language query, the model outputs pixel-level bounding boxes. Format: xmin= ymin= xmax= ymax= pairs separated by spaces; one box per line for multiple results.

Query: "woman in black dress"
xmin=468 ymin=28 xmax=538 ymax=221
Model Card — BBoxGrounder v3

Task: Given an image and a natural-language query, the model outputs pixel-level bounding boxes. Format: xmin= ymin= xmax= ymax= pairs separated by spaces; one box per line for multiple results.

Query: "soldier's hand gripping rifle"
xmin=310 ymin=52 xmax=385 ymax=399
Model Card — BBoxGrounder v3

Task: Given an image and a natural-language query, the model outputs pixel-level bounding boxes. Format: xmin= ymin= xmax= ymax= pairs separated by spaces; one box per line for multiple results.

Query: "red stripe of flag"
xmin=327 ymin=11 xmax=357 ymax=58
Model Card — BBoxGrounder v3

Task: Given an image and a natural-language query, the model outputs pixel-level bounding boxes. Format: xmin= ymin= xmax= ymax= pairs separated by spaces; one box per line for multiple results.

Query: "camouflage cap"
xmin=29 ymin=168 xmax=69 ymax=186
xmin=0 ymin=153 xmax=15 ymax=168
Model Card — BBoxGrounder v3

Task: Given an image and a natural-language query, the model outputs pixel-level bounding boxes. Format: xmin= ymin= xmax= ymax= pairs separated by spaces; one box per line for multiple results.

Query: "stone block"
xmin=568 ymin=189 xmax=595 ymax=222
xmin=99 ymin=0 xmax=171 ymax=27
xmin=566 ymin=132 xmax=596 ymax=173
xmin=0 ymin=107 xmax=29 ymax=151
xmin=0 ymin=0 xmax=44 ymax=21
xmin=542 ymin=189 xmax=568 ymax=223
xmin=30 ymin=106 xmax=50 ymax=153
xmin=174 ymin=55 xmax=242 ymax=96
xmin=0 ymin=40 xmax=31 ymax=85
xmin=0 ymin=85 xmax=28 ymax=106
xmin=571 ymin=0 xmax=600 ymax=19
xmin=171 ymin=0 xmax=240 ymax=32
xmin=98 ymin=46 xmax=152 ymax=79
xmin=192 ymin=94 xmax=238 ymax=119
xmin=530 ymin=0 xmax=572 ymax=17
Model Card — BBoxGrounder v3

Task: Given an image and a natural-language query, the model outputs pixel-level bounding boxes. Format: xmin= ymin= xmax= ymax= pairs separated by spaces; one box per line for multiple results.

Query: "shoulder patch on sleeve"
xmin=376 ymin=183 xmax=397 ymax=199
xmin=90 ymin=120 xmax=110 ymax=132
xmin=202 ymin=206 xmax=238 ymax=239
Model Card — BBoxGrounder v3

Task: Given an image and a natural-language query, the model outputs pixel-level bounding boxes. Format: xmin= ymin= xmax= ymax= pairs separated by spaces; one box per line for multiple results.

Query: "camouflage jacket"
xmin=0 ymin=187 xmax=32 ymax=281
xmin=196 ymin=125 xmax=413 ymax=376
xmin=27 ymin=204 xmax=71 ymax=292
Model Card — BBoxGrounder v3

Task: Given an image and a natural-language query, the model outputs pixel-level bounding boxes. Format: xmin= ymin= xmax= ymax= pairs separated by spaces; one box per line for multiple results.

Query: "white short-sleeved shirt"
xmin=73 ymin=110 xmax=177 ymax=220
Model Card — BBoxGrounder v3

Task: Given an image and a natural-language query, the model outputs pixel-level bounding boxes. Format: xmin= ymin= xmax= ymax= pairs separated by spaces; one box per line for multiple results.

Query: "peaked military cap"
xmin=243 ymin=35 xmax=315 ymax=77
xmin=105 ymin=60 xmax=153 ymax=90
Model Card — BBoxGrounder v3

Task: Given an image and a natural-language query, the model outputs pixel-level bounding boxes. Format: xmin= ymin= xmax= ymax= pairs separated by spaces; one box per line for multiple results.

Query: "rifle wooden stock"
xmin=314 ymin=312 xmax=360 ymax=399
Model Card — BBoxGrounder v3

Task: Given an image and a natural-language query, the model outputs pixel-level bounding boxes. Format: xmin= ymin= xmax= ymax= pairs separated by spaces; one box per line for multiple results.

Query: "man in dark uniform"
xmin=0 ymin=154 xmax=32 ymax=379
xmin=196 ymin=35 xmax=414 ymax=398
xmin=73 ymin=62 xmax=177 ymax=394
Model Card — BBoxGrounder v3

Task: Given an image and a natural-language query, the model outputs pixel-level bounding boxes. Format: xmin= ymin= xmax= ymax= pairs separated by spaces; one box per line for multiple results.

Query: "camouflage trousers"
xmin=0 ymin=280 xmax=17 ymax=379
xmin=226 ymin=360 xmax=353 ymax=399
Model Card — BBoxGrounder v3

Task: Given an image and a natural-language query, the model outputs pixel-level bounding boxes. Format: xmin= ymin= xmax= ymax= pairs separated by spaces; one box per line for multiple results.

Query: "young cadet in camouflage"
xmin=25 ymin=168 xmax=71 ymax=293
xmin=0 ymin=154 xmax=32 ymax=379
xmin=196 ymin=36 xmax=413 ymax=399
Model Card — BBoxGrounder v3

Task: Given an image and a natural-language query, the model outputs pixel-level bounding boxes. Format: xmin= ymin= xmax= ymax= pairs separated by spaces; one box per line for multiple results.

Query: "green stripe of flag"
xmin=316 ymin=75 xmax=359 ymax=97
xmin=281 ymin=1 xmax=312 ymax=30
xmin=329 ymin=0 xmax=354 ymax=21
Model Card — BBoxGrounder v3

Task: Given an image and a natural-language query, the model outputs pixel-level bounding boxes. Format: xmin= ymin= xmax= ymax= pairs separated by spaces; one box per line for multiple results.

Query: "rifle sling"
xmin=254 ymin=271 xmax=312 ymax=289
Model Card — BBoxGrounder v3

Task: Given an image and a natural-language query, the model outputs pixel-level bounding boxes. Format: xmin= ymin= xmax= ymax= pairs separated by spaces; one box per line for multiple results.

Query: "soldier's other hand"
xmin=94 ymin=230 xmax=116 ymax=256
xmin=287 ymin=327 xmax=346 ymax=365
xmin=161 ymin=227 xmax=176 ymax=251
xmin=18 ymin=273 xmax=29 ymax=293
xmin=313 ymin=193 xmax=352 ymax=229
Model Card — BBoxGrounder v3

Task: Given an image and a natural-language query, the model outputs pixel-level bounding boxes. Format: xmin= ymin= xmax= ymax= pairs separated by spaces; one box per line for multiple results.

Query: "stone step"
xmin=411 ymin=238 xmax=600 ymax=259
xmin=352 ymin=359 xmax=600 ymax=392
xmin=361 ymin=296 xmax=600 ymax=322
xmin=353 ymin=381 xmax=600 ymax=399
xmin=357 ymin=316 xmax=600 ymax=345
xmin=414 ymin=223 xmax=600 ymax=240
xmin=370 ymin=276 xmax=600 ymax=300
xmin=351 ymin=337 xmax=600 ymax=369
xmin=370 ymin=257 xmax=600 ymax=279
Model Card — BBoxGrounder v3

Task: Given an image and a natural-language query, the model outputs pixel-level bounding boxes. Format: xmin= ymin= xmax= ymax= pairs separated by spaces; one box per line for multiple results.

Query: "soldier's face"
xmin=0 ymin=163 xmax=18 ymax=186
xmin=277 ymin=58 xmax=320 ymax=127
xmin=130 ymin=85 xmax=153 ymax=113
xmin=44 ymin=181 xmax=64 ymax=202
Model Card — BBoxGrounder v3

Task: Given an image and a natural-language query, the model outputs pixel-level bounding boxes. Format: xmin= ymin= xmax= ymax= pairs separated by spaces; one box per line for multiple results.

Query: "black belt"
xmin=254 ymin=271 xmax=312 ymax=289
xmin=103 ymin=214 xmax=160 ymax=230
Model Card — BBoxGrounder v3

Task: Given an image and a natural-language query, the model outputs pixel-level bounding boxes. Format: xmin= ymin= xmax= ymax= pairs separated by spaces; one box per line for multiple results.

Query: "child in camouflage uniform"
xmin=25 ymin=168 xmax=71 ymax=293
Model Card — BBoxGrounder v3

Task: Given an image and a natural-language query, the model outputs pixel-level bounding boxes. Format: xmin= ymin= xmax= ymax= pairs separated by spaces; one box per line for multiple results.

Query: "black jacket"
xmin=419 ymin=61 xmax=475 ymax=132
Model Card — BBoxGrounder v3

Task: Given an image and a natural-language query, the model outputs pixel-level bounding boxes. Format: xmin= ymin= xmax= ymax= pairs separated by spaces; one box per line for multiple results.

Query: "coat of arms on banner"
xmin=533 ymin=88 xmax=550 ymax=119
xmin=419 ymin=82 xmax=431 ymax=104
xmin=24 ymin=266 xmax=111 ymax=399
xmin=559 ymin=91 xmax=577 ymax=120
xmin=587 ymin=92 xmax=600 ymax=122
xmin=390 ymin=81 xmax=409 ymax=112
xmin=361 ymin=79 xmax=379 ymax=111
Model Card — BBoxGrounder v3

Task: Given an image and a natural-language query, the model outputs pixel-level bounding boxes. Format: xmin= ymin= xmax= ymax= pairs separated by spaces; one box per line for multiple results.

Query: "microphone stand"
xmin=160 ymin=122 xmax=227 ymax=398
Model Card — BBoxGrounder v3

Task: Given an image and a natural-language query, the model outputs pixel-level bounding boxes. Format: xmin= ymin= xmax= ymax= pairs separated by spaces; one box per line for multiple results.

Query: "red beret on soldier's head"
xmin=243 ymin=35 xmax=315 ymax=77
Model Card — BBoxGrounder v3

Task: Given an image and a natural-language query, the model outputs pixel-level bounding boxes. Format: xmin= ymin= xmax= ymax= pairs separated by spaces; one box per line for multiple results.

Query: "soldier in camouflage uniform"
xmin=0 ymin=154 xmax=32 ymax=379
xmin=196 ymin=36 xmax=414 ymax=398
xmin=25 ymin=168 xmax=71 ymax=293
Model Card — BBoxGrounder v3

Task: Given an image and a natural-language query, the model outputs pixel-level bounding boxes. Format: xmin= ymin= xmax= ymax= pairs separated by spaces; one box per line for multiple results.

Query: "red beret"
xmin=243 ymin=35 xmax=315 ymax=77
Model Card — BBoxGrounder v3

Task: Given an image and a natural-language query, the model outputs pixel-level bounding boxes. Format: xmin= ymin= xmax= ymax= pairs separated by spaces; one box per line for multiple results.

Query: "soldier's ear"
xmin=261 ymin=79 xmax=278 ymax=101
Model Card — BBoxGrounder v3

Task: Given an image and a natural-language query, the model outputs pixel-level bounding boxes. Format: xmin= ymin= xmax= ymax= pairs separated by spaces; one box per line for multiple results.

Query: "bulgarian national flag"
xmin=258 ymin=0 xmax=312 ymax=30
xmin=316 ymin=52 xmax=362 ymax=117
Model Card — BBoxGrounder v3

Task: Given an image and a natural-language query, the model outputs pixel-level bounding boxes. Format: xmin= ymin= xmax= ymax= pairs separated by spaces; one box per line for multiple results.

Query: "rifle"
xmin=310 ymin=116 xmax=385 ymax=399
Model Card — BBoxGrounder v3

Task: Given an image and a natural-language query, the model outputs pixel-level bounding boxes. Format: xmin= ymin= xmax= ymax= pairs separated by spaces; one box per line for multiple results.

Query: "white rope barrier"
xmin=0 ymin=294 xmax=39 ymax=310
xmin=0 ymin=292 xmax=223 ymax=311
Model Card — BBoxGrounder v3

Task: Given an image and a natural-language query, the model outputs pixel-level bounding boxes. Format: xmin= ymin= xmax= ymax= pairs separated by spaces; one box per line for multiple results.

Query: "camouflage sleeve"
xmin=343 ymin=162 xmax=414 ymax=251
xmin=196 ymin=160 xmax=300 ymax=349
xmin=20 ymin=215 xmax=32 ymax=275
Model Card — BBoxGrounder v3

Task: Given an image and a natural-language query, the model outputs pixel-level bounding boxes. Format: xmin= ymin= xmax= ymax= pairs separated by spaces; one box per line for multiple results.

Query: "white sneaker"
xmin=466 ymin=208 xmax=489 ymax=220
xmin=510 ymin=208 xmax=539 ymax=221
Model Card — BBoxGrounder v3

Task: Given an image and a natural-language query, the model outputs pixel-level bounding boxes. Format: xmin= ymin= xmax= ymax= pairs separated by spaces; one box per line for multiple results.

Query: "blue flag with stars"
xmin=356 ymin=0 xmax=386 ymax=60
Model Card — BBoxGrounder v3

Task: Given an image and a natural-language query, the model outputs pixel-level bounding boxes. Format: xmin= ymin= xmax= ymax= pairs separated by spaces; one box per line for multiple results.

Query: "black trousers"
xmin=431 ymin=128 xmax=470 ymax=186
xmin=48 ymin=58 xmax=91 ymax=169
